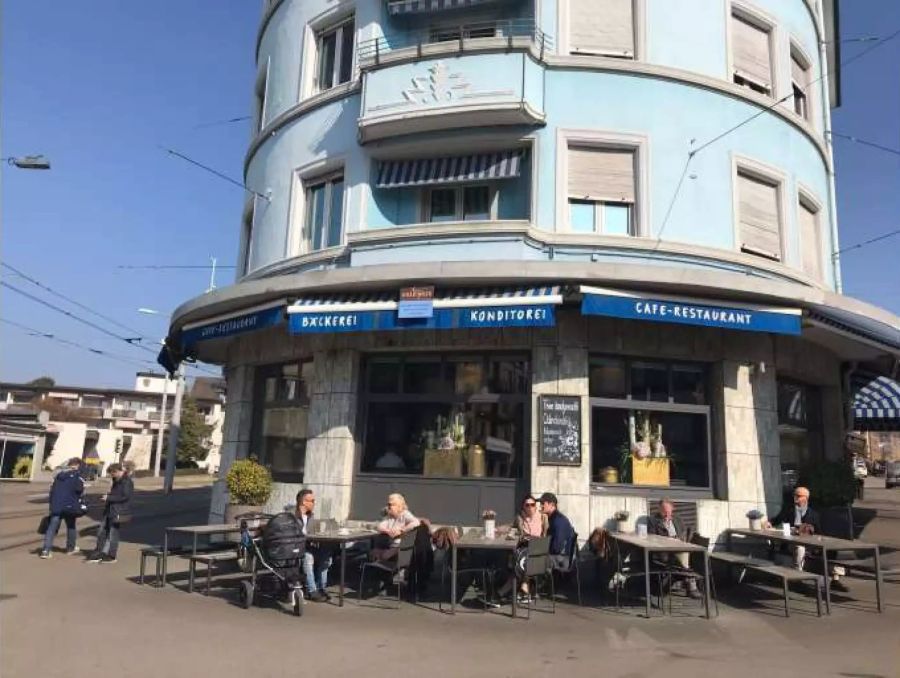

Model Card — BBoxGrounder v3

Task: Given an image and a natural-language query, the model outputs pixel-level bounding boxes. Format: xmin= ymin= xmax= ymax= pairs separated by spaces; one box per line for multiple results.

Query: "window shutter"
xmin=568 ymin=146 xmax=635 ymax=203
xmin=570 ymin=0 xmax=634 ymax=57
xmin=737 ymin=172 xmax=781 ymax=260
xmin=799 ymin=200 xmax=821 ymax=279
xmin=732 ymin=14 xmax=772 ymax=89
xmin=791 ymin=53 xmax=809 ymax=89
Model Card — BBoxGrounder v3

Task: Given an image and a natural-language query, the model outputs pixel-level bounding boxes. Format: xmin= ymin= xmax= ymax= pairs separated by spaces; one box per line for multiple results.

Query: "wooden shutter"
xmin=737 ymin=171 xmax=781 ymax=260
xmin=799 ymin=200 xmax=821 ymax=279
xmin=568 ymin=146 xmax=635 ymax=203
xmin=732 ymin=14 xmax=772 ymax=89
xmin=570 ymin=0 xmax=634 ymax=57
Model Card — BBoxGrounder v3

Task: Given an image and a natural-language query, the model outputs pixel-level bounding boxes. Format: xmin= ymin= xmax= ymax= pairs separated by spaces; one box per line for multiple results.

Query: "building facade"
xmin=164 ymin=0 xmax=900 ymax=539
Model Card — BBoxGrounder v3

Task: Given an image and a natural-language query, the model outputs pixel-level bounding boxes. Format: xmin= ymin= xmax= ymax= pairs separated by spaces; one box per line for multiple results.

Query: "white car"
xmin=853 ymin=457 xmax=868 ymax=479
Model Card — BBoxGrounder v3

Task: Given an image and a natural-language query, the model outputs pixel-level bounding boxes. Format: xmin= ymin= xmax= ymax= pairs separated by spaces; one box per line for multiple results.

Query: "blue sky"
xmin=2 ymin=1 xmax=898 ymax=388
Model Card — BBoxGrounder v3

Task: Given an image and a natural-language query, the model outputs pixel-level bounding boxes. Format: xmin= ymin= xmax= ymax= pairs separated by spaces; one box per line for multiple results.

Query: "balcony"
xmin=357 ymin=20 xmax=549 ymax=142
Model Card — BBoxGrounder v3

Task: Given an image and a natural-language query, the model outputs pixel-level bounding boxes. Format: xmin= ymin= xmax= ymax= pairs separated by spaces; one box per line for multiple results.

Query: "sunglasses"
xmin=524 ymin=501 xmax=537 ymax=507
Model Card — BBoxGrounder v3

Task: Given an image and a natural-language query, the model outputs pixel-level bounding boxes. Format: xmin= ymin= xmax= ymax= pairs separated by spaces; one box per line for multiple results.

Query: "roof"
xmin=190 ymin=377 xmax=226 ymax=401
xmin=0 ymin=381 xmax=222 ymax=404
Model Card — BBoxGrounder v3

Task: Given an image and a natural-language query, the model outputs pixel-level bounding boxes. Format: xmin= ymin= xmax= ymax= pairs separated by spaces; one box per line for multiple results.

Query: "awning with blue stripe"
xmin=375 ymin=150 xmax=522 ymax=189
xmin=387 ymin=0 xmax=502 ymax=15
xmin=852 ymin=371 xmax=900 ymax=430
xmin=180 ymin=302 xmax=286 ymax=349
xmin=288 ymin=286 xmax=561 ymax=333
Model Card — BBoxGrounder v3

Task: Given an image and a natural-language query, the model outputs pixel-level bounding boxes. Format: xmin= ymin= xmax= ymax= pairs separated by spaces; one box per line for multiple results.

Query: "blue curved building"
xmin=167 ymin=0 xmax=900 ymax=536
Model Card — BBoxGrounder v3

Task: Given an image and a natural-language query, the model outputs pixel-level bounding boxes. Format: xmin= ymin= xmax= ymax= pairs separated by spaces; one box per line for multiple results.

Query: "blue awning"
xmin=387 ymin=0 xmax=502 ymax=15
xmin=852 ymin=371 xmax=900 ymax=430
xmin=376 ymin=151 xmax=522 ymax=189
xmin=579 ymin=286 xmax=802 ymax=335
xmin=288 ymin=286 xmax=561 ymax=334
xmin=180 ymin=302 xmax=285 ymax=349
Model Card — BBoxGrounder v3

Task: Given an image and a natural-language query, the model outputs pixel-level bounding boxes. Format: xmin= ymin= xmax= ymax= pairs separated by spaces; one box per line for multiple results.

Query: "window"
xmin=798 ymin=196 xmax=821 ymax=280
xmin=590 ymin=357 xmax=711 ymax=490
xmin=425 ymin=185 xmax=494 ymax=222
xmin=251 ymin=361 xmax=313 ymax=481
xmin=429 ymin=23 xmax=497 ymax=43
xmin=790 ymin=46 xmax=811 ymax=121
xmin=315 ymin=17 xmax=354 ymax=93
xmin=777 ymin=379 xmax=822 ymax=489
xmin=731 ymin=12 xmax=773 ymax=96
xmin=736 ymin=168 xmax=782 ymax=261
xmin=254 ymin=60 xmax=269 ymax=132
xmin=305 ymin=174 xmax=344 ymax=251
xmin=359 ymin=354 xmax=530 ymax=479
xmin=567 ymin=146 xmax=636 ymax=235
xmin=240 ymin=199 xmax=256 ymax=274
xmin=570 ymin=0 xmax=635 ymax=58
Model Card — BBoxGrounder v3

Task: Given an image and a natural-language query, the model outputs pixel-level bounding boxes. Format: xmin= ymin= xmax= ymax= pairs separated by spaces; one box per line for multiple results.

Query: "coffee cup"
xmin=781 ymin=523 xmax=791 ymax=537
xmin=636 ymin=524 xmax=648 ymax=538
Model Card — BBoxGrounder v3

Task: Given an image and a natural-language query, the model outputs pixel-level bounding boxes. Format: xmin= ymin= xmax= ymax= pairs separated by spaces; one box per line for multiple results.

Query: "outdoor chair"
xmin=550 ymin=532 xmax=591 ymax=606
xmin=611 ymin=538 xmax=667 ymax=612
xmin=520 ymin=536 xmax=554 ymax=619
xmin=357 ymin=530 xmax=418 ymax=609
xmin=438 ymin=530 xmax=493 ymax=613
xmin=660 ymin=534 xmax=718 ymax=616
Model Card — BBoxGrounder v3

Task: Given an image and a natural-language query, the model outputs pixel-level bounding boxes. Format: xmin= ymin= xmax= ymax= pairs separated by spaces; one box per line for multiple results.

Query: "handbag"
xmin=73 ymin=500 xmax=89 ymax=518
xmin=37 ymin=515 xmax=51 ymax=535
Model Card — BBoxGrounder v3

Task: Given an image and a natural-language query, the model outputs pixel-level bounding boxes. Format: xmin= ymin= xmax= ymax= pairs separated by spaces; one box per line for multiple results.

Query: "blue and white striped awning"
xmin=852 ymin=371 xmax=900 ymax=430
xmin=387 ymin=0 xmax=501 ymax=15
xmin=288 ymin=286 xmax=561 ymax=333
xmin=376 ymin=151 xmax=522 ymax=189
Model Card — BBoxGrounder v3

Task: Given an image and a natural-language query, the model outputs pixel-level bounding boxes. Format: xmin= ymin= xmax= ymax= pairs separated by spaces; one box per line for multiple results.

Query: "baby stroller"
xmin=238 ymin=512 xmax=306 ymax=617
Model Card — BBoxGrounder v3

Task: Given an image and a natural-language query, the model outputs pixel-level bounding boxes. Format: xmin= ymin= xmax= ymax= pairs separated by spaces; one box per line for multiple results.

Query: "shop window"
xmin=360 ymin=353 xmax=529 ymax=479
xmin=590 ymin=356 xmax=711 ymax=490
xmin=251 ymin=360 xmax=313 ymax=482
xmin=777 ymin=379 xmax=823 ymax=489
xmin=315 ymin=16 xmax=355 ymax=93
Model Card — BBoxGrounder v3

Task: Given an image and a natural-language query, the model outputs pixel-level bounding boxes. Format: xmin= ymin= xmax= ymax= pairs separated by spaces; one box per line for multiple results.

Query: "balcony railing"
xmin=358 ymin=19 xmax=553 ymax=66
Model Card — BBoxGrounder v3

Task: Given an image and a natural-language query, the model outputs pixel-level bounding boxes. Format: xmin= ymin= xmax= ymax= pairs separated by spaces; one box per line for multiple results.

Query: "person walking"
xmin=40 ymin=457 xmax=87 ymax=559
xmin=86 ymin=463 xmax=133 ymax=564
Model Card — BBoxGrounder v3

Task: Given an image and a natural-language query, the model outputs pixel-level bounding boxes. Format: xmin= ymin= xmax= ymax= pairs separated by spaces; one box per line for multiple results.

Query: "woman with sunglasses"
xmin=512 ymin=494 xmax=547 ymax=540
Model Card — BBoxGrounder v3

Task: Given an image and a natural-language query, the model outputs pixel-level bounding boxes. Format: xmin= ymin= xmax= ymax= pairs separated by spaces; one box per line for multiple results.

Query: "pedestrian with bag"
xmin=86 ymin=463 xmax=133 ymax=564
xmin=40 ymin=457 xmax=87 ymax=559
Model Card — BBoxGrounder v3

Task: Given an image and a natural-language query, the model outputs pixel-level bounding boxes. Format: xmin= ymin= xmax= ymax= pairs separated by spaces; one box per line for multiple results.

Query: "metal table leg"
xmin=822 ymin=547 xmax=831 ymax=614
xmin=644 ymin=549 xmax=652 ymax=618
xmin=874 ymin=546 xmax=883 ymax=613
xmin=450 ymin=543 xmax=458 ymax=615
xmin=339 ymin=541 xmax=347 ymax=607
xmin=162 ymin=530 xmax=168 ymax=588
xmin=703 ymin=550 xmax=711 ymax=619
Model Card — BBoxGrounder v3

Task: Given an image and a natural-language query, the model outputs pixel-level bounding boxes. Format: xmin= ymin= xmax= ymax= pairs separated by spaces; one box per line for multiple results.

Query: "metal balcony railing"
xmin=358 ymin=19 xmax=553 ymax=65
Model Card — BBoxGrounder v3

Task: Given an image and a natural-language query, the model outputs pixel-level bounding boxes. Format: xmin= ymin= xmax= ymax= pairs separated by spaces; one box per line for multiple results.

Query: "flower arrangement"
xmin=746 ymin=509 xmax=764 ymax=520
xmin=613 ymin=510 xmax=630 ymax=521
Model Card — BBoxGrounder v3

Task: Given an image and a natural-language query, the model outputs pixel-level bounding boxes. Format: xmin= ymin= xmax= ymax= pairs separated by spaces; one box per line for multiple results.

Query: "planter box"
xmin=423 ymin=448 xmax=463 ymax=477
xmin=632 ymin=458 xmax=670 ymax=486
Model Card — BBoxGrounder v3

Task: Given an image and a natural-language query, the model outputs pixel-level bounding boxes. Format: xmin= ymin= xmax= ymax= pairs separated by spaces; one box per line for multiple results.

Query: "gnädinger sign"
xmin=289 ymin=304 xmax=556 ymax=334
xmin=581 ymin=290 xmax=801 ymax=335
xmin=181 ymin=305 xmax=285 ymax=347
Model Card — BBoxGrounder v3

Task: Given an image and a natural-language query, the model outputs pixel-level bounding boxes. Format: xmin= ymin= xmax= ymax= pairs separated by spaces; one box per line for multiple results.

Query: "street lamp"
xmin=4 ymin=155 xmax=51 ymax=170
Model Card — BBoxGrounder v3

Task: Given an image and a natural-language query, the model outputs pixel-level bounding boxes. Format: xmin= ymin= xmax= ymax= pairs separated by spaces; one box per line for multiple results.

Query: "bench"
xmin=140 ymin=542 xmax=239 ymax=587
xmin=711 ymin=551 xmax=823 ymax=617
xmin=189 ymin=550 xmax=240 ymax=595
xmin=831 ymin=556 xmax=900 ymax=581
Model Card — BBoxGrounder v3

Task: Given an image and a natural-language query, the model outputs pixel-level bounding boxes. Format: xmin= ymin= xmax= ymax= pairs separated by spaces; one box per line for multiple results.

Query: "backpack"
xmin=262 ymin=512 xmax=306 ymax=562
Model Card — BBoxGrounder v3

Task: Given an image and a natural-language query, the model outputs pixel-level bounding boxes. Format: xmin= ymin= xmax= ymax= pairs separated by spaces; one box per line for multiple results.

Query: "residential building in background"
xmin=163 ymin=0 xmax=900 ymax=537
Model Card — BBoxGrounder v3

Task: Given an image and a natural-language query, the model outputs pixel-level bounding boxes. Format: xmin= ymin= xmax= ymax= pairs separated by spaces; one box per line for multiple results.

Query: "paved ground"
xmin=2 ymin=476 xmax=898 ymax=678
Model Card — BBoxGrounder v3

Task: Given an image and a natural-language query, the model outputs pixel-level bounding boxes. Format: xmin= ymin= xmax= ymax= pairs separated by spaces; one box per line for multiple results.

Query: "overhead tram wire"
xmin=828 ymin=131 xmax=900 ymax=158
xmin=833 ymin=227 xmax=900 ymax=257
xmin=652 ymin=25 xmax=900 ymax=247
xmin=159 ymin=146 xmax=270 ymax=202
xmin=116 ymin=264 xmax=236 ymax=270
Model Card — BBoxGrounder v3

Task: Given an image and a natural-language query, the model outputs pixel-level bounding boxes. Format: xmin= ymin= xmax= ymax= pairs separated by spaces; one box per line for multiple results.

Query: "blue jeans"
xmin=94 ymin=515 xmax=120 ymax=558
xmin=302 ymin=548 xmax=332 ymax=593
xmin=43 ymin=513 xmax=77 ymax=553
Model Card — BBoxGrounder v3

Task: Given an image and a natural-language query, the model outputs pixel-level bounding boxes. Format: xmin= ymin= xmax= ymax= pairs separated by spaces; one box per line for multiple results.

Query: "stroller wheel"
xmin=239 ymin=581 xmax=254 ymax=609
xmin=292 ymin=589 xmax=303 ymax=617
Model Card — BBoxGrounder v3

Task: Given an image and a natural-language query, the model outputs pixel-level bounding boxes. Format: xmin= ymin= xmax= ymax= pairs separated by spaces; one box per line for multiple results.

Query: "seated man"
xmin=539 ymin=492 xmax=574 ymax=569
xmin=295 ymin=489 xmax=332 ymax=602
xmin=648 ymin=498 xmax=701 ymax=599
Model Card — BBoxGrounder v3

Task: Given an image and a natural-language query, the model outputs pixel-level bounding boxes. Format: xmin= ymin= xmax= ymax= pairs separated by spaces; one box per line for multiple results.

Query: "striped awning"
xmin=852 ymin=371 xmax=900 ymax=430
xmin=375 ymin=151 xmax=522 ymax=189
xmin=387 ymin=0 xmax=501 ymax=15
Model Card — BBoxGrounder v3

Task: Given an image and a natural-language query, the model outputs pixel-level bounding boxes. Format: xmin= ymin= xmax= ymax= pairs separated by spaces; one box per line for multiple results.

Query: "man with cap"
xmin=538 ymin=492 xmax=575 ymax=568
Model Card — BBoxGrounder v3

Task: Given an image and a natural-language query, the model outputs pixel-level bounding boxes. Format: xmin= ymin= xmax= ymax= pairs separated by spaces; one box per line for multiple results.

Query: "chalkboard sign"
xmin=538 ymin=395 xmax=582 ymax=466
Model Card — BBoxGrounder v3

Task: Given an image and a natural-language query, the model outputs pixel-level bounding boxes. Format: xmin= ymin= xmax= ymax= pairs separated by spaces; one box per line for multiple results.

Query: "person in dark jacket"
xmin=87 ymin=463 xmax=133 ymax=563
xmin=40 ymin=458 xmax=86 ymax=558
xmin=765 ymin=486 xmax=825 ymax=572
xmin=648 ymin=498 xmax=701 ymax=599
xmin=539 ymin=492 xmax=575 ymax=568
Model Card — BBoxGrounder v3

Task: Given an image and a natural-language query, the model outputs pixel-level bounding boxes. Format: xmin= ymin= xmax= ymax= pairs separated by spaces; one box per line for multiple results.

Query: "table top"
xmin=728 ymin=528 xmax=877 ymax=551
xmin=308 ymin=529 xmax=379 ymax=543
xmin=609 ymin=532 xmax=705 ymax=553
xmin=454 ymin=534 xmax=520 ymax=550
xmin=165 ymin=523 xmax=241 ymax=535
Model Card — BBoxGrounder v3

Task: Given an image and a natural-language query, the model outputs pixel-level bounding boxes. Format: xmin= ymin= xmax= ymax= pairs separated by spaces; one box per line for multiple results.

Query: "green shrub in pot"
xmin=224 ymin=458 xmax=272 ymax=524
xmin=798 ymin=461 xmax=857 ymax=508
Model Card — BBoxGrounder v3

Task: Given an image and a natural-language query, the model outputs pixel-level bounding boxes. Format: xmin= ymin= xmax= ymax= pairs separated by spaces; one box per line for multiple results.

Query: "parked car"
xmin=872 ymin=460 xmax=886 ymax=476
xmin=886 ymin=461 xmax=900 ymax=489
xmin=853 ymin=456 xmax=868 ymax=479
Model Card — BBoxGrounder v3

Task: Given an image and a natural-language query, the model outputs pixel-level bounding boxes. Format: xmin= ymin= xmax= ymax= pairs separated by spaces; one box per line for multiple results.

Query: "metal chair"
xmin=439 ymin=534 xmax=493 ymax=613
xmin=520 ymin=536 xmax=554 ymax=619
xmin=660 ymin=533 xmax=719 ymax=616
xmin=550 ymin=532 xmax=590 ymax=606
xmin=611 ymin=538 xmax=667 ymax=612
xmin=358 ymin=530 xmax=417 ymax=609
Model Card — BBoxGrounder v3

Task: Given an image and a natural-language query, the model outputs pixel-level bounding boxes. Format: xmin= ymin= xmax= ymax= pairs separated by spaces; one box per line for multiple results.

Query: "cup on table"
xmin=636 ymin=523 xmax=648 ymax=538
xmin=781 ymin=523 xmax=791 ymax=537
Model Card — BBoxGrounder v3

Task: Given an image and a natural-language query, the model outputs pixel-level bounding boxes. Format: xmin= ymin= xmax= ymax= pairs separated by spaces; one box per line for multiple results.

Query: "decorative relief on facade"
xmin=369 ymin=61 xmax=515 ymax=112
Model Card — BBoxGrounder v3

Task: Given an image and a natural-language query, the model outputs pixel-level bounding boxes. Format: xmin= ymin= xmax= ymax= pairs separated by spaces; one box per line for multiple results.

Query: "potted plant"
xmin=613 ymin=510 xmax=629 ymax=533
xmin=746 ymin=509 xmax=764 ymax=531
xmin=482 ymin=509 xmax=497 ymax=539
xmin=224 ymin=458 xmax=272 ymax=525
xmin=798 ymin=461 xmax=859 ymax=539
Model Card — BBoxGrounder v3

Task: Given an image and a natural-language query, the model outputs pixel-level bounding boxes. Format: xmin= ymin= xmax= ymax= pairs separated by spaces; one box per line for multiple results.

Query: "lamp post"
xmin=3 ymin=155 xmax=51 ymax=170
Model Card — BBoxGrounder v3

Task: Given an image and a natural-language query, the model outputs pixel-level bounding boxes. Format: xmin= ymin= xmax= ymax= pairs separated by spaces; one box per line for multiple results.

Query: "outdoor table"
xmin=450 ymin=534 xmax=519 ymax=617
xmin=726 ymin=528 xmax=883 ymax=614
xmin=607 ymin=532 xmax=711 ymax=619
xmin=161 ymin=523 xmax=241 ymax=588
xmin=306 ymin=529 xmax=379 ymax=607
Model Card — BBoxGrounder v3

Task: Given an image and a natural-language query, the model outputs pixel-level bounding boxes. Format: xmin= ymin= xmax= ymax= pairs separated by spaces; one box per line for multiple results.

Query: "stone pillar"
xmin=530 ymin=310 xmax=591 ymax=538
xmin=209 ymin=364 xmax=254 ymax=523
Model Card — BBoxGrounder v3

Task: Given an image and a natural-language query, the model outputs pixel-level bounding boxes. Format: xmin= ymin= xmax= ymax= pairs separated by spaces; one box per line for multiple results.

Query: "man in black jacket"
xmin=539 ymin=493 xmax=575 ymax=568
xmin=766 ymin=486 xmax=822 ymax=571
xmin=648 ymin=498 xmax=701 ymax=599
xmin=87 ymin=463 xmax=133 ymax=564
xmin=40 ymin=458 xmax=86 ymax=558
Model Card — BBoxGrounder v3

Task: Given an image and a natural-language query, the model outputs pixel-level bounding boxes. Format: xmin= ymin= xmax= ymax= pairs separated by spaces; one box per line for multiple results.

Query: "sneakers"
xmin=39 ymin=550 xmax=51 ymax=559
xmin=101 ymin=555 xmax=118 ymax=564
xmin=308 ymin=590 xmax=328 ymax=602
xmin=86 ymin=553 xmax=105 ymax=563
xmin=66 ymin=546 xmax=81 ymax=555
